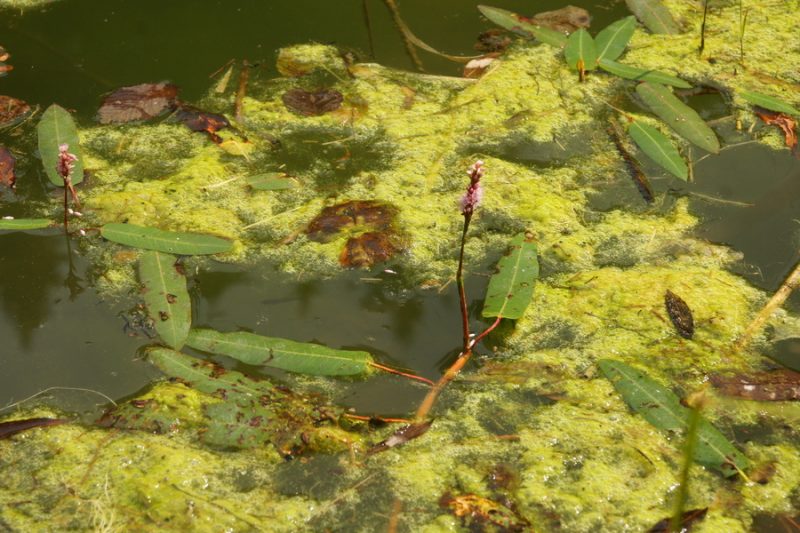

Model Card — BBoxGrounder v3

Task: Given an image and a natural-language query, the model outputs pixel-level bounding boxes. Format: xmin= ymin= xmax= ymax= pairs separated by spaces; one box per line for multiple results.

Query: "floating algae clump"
xmin=4 ymin=0 xmax=800 ymax=529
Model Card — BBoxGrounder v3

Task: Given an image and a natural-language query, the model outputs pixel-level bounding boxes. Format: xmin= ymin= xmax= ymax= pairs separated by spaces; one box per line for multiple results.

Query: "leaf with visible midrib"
xmin=628 ymin=120 xmax=688 ymax=180
xmin=636 ymin=82 xmax=719 ymax=153
xmin=101 ymin=223 xmax=233 ymax=255
xmin=482 ymin=234 xmax=539 ymax=319
xmin=598 ymin=359 xmax=750 ymax=477
xmin=625 ymin=0 xmax=680 ymax=34
xmin=477 ymin=5 xmax=567 ymax=47
xmin=564 ymin=29 xmax=597 ymax=72
xmin=186 ymin=328 xmax=374 ymax=376
xmin=0 ymin=218 xmax=52 ymax=231
xmin=139 ymin=251 xmax=191 ymax=350
xmin=595 ymin=16 xmax=637 ymax=62
xmin=37 ymin=104 xmax=84 ymax=187
xmin=598 ymin=58 xmax=691 ymax=88
xmin=740 ymin=91 xmax=800 ymax=116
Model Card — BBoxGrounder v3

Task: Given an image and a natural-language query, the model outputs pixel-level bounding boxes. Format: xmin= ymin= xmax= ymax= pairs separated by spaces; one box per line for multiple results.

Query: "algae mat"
xmin=2 ymin=0 xmax=800 ymax=531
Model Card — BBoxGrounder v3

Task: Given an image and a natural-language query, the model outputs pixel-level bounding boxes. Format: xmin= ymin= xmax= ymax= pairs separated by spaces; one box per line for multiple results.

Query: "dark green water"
xmin=1 ymin=0 xmax=799 ymax=419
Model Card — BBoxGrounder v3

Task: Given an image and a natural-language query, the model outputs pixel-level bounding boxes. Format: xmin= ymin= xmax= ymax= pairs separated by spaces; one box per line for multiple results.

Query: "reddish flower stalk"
xmin=56 ymin=143 xmax=80 ymax=229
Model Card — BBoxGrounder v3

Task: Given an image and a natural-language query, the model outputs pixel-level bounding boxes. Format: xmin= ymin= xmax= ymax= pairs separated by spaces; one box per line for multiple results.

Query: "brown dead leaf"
xmin=756 ymin=108 xmax=798 ymax=153
xmin=340 ymin=231 xmax=401 ymax=268
xmin=710 ymin=369 xmax=800 ymax=401
xmin=463 ymin=55 xmax=498 ymax=79
xmin=440 ymin=493 xmax=530 ymax=532
xmin=306 ymin=200 xmax=397 ymax=242
xmin=97 ymin=82 xmax=179 ymax=124
xmin=0 ymin=145 xmax=16 ymax=189
xmin=665 ymin=289 xmax=694 ymax=339
xmin=174 ymin=104 xmax=230 ymax=144
xmin=0 ymin=95 xmax=32 ymax=128
xmin=282 ymin=88 xmax=343 ymax=116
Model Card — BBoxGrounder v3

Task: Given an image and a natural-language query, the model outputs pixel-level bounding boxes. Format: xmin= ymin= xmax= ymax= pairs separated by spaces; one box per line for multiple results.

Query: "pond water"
xmin=1 ymin=0 xmax=799 ymax=417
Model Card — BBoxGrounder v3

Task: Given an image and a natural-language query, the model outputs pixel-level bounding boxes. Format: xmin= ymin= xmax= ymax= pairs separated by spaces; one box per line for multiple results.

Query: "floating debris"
xmin=97 ymin=82 xmax=179 ymax=124
xmin=665 ymin=289 xmax=694 ymax=339
xmin=282 ymin=88 xmax=344 ymax=116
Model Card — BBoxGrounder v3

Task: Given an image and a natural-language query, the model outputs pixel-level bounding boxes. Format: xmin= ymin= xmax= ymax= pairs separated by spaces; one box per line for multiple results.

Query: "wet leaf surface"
xmin=282 ymin=88 xmax=343 ymax=116
xmin=755 ymin=108 xmax=798 ymax=153
xmin=174 ymin=104 xmax=230 ymax=143
xmin=339 ymin=231 xmax=401 ymax=268
xmin=625 ymin=0 xmax=680 ymax=34
xmin=609 ymin=121 xmax=654 ymax=203
xmin=599 ymin=359 xmax=750 ymax=477
xmin=477 ymin=5 xmax=568 ymax=47
xmin=564 ymin=28 xmax=597 ymax=77
xmin=0 ymin=417 xmax=67 ymax=439
xmin=101 ymin=223 xmax=233 ymax=255
xmin=439 ymin=492 xmax=530 ymax=532
xmin=595 ymin=16 xmax=636 ymax=62
xmin=186 ymin=328 xmax=374 ymax=376
xmin=139 ymin=251 xmax=191 ymax=350
xmin=0 ymin=218 xmax=52 ymax=230
xmin=0 ymin=95 xmax=32 ymax=128
xmin=648 ymin=508 xmax=707 ymax=532
xmin=665 ymin=289 xmax=694 ymax=339
xmin=305 ymin=200 xmax=397 ymax=242
xmin=741 ymin=90 xmax=800 ymax=116
xmin=367 ymin=420 xmax=432 ymax=454
xmin=628 ymin=120 xmax=688 ymax=180
xmin=598 ymin=58 xmax=691 ymax=89
xmin=710 ymin=369 xmax=800 ymax=401
xmin=97 ymin=82 xmax=179 ymax=124
xmin=482 ymin=233 xmax=539 ymax=319
xmin=37 ymin=104 xmax=84 ymax=186
xmin=0 ymin=145 xmax=16 ymax=189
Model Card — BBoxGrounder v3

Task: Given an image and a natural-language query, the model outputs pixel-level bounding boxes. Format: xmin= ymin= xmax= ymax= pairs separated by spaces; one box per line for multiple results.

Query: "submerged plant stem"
xmin=383 ymin=0 xmax=424 ymax=71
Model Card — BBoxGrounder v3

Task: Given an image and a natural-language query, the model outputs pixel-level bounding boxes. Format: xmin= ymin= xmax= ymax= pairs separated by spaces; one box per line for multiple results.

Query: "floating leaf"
xmin=664 ymin=289 xmax=694 ymax=338
xmin=174 ymin=104 xmax=229 ymax=144
xmin=186 ymin=328 xmax=374 ymax=376
xmin=282 ymin=88 xmax=343 ymax=117
xmin=246 ymin=172 xmax=297 ymax=191
xmin=477 ymin=5 xmax=568 ymax=47
xmin=97 ymin=82 xmax=179 ymax=124
xmin=101 ymin=223 xmax=233 ymax=255
xmin=648 ymin=508 xmax=708 ymax=532
xmin=609 ymin=120 xmax=654 ymax=203
xmin=139 ymin=251 xmax=191 ymax=350
xmin=0 ymin=95 xmax=32 ymax=128
xmin=710 ymin=370 xmax=800 ymax=401
xmin=482 ymin=233 xmax=539 ymax=319
xmin=625 ymin=0 xmax=680 ymax=34
xmin=595 ymin=16 xmax=637 ymax=62
xmin=636 ymin=82 xmax=720 ymax=153
xmin=0 ymin=418 xmax=67 ymax=439
xmin=755 ymin=109 xmax=798 ymax=153
xmin=37 ymin=104 xmax=84 ymax=186
xmin=564 ymin=28 xmax=597 ymax=74
xmin=628 ymin=120 xmax=688 ymax=180
xmin=305 ymin=200 xmax=397 ymax=242
xmin=740 ymin=91 xmax=800 ymax=116
xmin=598 ymin=359 xmax=750 ymax=477
xmin=0 ymin=145 xmax=15 ymax=189
xmin=598 ymin=58 xmax=691 ymax=88
xmin=0 ymin=218 xmax=52 ymax=230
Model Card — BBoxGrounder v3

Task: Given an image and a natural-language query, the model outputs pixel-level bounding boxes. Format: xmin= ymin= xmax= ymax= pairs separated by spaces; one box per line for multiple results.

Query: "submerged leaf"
xmin=305 ymin=200 xmax=397 ymax=242
xmin=740 ymin=91 xmax=800 ymax=116
xmin=664 ymin=289 xmax=694 ymax=338
xmin=482 ymin=233 xmax=539 ymax=319
xmin=625 ymin=0 xmax=680 ymax=34
xmin=598 ymin=58 xmax=691 ymax=88
xmin=174 ymin=104 xmax=230 ymax=143
xmin=246 ymin=172 xmax=297 ymax=191
xmin=599 ymin=359 xmax=750 ymax=476
xmin=37 ymin=104 xmax=85 ymax=186
xmin=710 ymin=370 xmax=800 ymax=401
xmin=595 ymin=16 xmax=637 ymax=62
xmin=0 ymin=145 xmax=15 ymax=189
xmin=0 ymin=417 xmax=67 ymax=439
xmin=97 ymin=82 xmax=179 ymax=124
xmin=636 ymin=82 xmax=720 ymax=153
xmin=0 ymin=218 xmax=52 ymax=230
xmin=564 ymin=28 xmax=597 ymax=74
xmin=101 ymin=223 xmax=233 ymax=255
xmin=282 ymin=88 xmax=343 ymax=117
xmin=648 ymin=508 xmax=708 ymax=532
xmin=186 ymin=328 xmax=374 ymax=376
xmin=477 ymin=5 xmax=568 ymax=47
xmin=139 ymin=251 xmax=191 ymax=350
xmin=0 ymin=95 xmax=32 ymax=128
xmin=340 ymin=231 xmax=401 ymax=268
xmin=628 ymin=121 xmax=688 ymax=180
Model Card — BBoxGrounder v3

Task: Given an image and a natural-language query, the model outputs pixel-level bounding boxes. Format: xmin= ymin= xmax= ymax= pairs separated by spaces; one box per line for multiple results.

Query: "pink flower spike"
xmin=460 ymin=160 xmax=485 ymax=216
xmin=56 ymin=143 xmax=78 ymax=180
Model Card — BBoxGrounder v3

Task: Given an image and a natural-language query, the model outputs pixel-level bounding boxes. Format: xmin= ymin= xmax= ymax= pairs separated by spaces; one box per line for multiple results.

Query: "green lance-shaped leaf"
xmin=625 ymin=0 xmax=680 ymax=34
xmin=246 ymin=172 xmax=297 ymax=191
xmin=564 ymin=28 xmax=597 ymax=72
xmin=101 ymin=223 xmax=233 ymax=255
xmin=598 ymin=58 xmax=691 ymax=89
xmin=598 ymin=359 xmax=750 ymax=477
xmin=139 ymin=251 xmax=191 ymax=350
xmin=0 ymin=218 xmax=52 ymax=231
xmin=186 ymin=328 xmax=373 ymax=376
xmin=628 ymin=120 xmax=688 ymax=180
xmin=482 ymin=233 xmax=539 ymax=319
xmin=636 ymin=82 xmax=720 ymax=153
xmin=595 ymin=16 xmax=637 ymax=62
xmin=477 ymin=5 xmax=567 ymax=47
xmin=36 ymin=104 xmax=84 ymax=187
xmin=740 ymin=90 xmax=800 ymax=116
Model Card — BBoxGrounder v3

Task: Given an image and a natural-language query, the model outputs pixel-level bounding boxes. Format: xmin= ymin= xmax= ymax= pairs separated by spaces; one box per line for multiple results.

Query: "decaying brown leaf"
xmin=0 ymin=95 xmax=32 ymax=128
xmin=282 ymin=88 xmax=343 ymax=116
xmin=0 ymin=145 xmax=16 ymax=189
xmin=665 ymin=289 xmax=694 ymax=339
xmin=475 ymin=29 xmax=512 ymax=53
xmin=306 ymin=200 xmax=397 ymax=242
xmin=340 ymin=231 xmax=401 ymax=268
xmin=525 ymin=5 xmax=591 ymax=33
xmin=648 ymin=508 xmax=708 ymax=532
xmin=440 ymin=493 xmax=530 ymax=532
xmin=97 ymin=82 xmax=179 ymax=124
xmin=463 ymin=55 xmax=498 ymax=79
xmin=367 ymin=420 xmax=432 ymax=454
xmin=174 ymin=104 xmax=230 ymax=144
xmin=756 ymin=108 xmax=798 ymax=154
xmin=710 ymin=369 xmax=800 ymax=401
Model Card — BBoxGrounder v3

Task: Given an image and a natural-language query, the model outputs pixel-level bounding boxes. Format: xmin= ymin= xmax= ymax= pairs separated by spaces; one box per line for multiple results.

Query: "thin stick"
xmin=362 ymin=0 xmax=376 ymax=59
xmin=699 ymin=0 xmax=709 ymax=55
xmin=734 ymin=257 xmax=800 ymax=352
xmin=234 ymin=60 xmax=250 ymax=122
xmin=369 ymin=361 xmax=434 ymax=386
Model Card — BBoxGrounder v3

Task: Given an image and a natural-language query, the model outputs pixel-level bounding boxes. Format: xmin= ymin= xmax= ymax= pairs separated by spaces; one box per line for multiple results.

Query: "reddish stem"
xmin=457 ymin=213 xmax=471 ymax=350
xmin=469 ymin=316 xmax=502 ymax=349
xmin=369 ymin=361 xmax=434 ymax=386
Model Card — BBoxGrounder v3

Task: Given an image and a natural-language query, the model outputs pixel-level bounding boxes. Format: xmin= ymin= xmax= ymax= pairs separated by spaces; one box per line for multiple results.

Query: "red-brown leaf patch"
xmin=756 ymin=108 xmax=798 ymax=154
xmin=97 ymin=82 xmax=179 ymax=124
xmin=0 ymin=145 xmax=16 ymax=189
xmin=0 ymin=95 xmax=32 ymax=128
xmin=710 ymin=369 xmax=800 ymax=401
xmin=282 ymin=88 xmax=343 ymax=116
xmin=174 ymin=104 xmax=230 ymax=144
xmin=340 ymin=231 xmax=401 ymax=268
xmin=305 ymin=200 xmax=397 ymax=242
